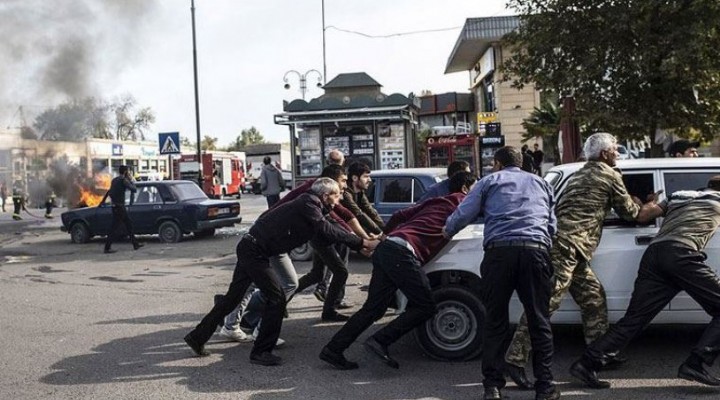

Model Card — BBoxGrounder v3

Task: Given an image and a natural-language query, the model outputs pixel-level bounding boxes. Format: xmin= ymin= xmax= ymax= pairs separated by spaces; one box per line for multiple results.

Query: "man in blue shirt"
xmin=418 ymin=160 xmax=470 ymax=201
xmin=444 ymin=146 xmax=559 ymax=400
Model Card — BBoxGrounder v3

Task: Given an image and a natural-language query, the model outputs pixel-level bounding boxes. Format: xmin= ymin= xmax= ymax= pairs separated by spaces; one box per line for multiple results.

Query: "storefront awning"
xmin=445 ymin=15 xmax=519 ymax=74
xmin=274 ymin=105 xmax=415 ymax=125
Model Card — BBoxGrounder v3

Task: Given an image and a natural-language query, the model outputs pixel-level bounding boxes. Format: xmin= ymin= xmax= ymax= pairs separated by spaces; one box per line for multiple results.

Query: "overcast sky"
xmin=1 ymin=0 xmax=511 ymax=147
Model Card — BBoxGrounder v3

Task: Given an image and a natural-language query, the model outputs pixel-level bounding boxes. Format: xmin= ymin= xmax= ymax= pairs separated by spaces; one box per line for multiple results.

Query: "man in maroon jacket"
xmin=319 ymin=171 xmax=477 ymax=370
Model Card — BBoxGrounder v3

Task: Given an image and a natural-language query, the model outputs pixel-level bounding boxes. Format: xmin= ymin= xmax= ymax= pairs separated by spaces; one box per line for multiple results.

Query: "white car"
xmin=414 ymin=158 xmax=720 ymax=361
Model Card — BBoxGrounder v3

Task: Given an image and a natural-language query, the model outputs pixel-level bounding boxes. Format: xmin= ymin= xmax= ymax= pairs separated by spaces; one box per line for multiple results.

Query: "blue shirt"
xmin=419 ymin=179 xmax=450 ymax=202
xmin=444 ymin=166 xmax=556 ymax=248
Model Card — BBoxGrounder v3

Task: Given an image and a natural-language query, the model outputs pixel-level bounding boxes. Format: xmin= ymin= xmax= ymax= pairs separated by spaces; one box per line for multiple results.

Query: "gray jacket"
xmin=259 ymin=164 xmax=284 ymax=196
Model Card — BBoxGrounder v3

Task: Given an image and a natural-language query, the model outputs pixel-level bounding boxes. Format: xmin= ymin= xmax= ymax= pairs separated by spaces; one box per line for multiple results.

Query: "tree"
xmin=227 ymin=126 xmax=265 ymax=150
xmin=34 ymin=97 xmax=111 ymax=141
xmin=503 ymin=0 xmax=720 ymax=156
xmin=201 ymin=135 xmax=218 ymax=151
xmin=521 ymin=100 xmax=561 ymax=164
xmin=113 ymin=95 xmax=156 ymax=141
xmin=180 ymin=136 xmax=196 ymax=151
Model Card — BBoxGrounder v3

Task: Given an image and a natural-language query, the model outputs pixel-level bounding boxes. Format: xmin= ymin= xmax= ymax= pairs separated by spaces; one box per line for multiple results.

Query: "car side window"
xmin=366 ymin=180 xmax=376 ymax=204
xmin=664 ymin=172 xmax=719 ymax=195
xmin=412 ymin=179 xmax=425 ymax=202
xmin=133 ymin=186 xmax=162 ymax=204
xmin=604 ymin=172 xmax=655 ymax=227
xmin=381 ymin=177 xmax=412 ymax=203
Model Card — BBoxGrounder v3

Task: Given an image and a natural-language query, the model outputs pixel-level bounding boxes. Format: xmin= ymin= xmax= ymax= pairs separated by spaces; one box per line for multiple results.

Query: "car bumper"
xmin=197 ymin=216 xmax=242 ymax=230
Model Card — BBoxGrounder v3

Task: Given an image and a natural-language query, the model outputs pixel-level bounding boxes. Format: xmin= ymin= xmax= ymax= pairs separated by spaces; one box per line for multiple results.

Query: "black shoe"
xmin=321 ymin=311 xmax=350 ymax=322
xmin=104 ymin=249 xmax=117 ymax=254
xmin=505 ymin=363 xmax=534 ymax=390
xmin=319 ymin=346 xmax=359 ymax=370
xmin=603 ymin=352 xmax=628 ymax=370
xmin=184 ymin=333 xmax=210 ymax=357
xmin=482 ymin=386 xmax=502 ymax=400
xmin=569 ymin=359 xmax=610 ymax=389
xmin=536 ymin=388 xmax=561 ymax=400
xmin=313 ymin=288 xmax=326 ymax=303
xmin=335 ymin=301 xmax=354 ymax=310
xmin=678 ymin=362 xmax=720 ymax=386
xmin=133 ymin=242 xmax=144 ymax=250
xmin=250 ymin=351 xmax=283 ymax=366
xmin=364 ymin=337 xmax=399 ymax=369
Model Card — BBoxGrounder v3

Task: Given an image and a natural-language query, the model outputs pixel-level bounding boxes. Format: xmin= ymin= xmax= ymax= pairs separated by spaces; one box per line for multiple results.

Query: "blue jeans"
xmin=224 ymin=253 xmax=298 ymax=330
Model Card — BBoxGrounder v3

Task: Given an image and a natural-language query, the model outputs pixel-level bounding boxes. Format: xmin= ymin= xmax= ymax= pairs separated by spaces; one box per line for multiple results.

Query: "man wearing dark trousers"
xmin=102 ymin=165 xmax=143 ymax=254
xmin=320 ymin=171 xmax=476 ymax=371
xmin=444 ymin=147 xmax=559 ymax=400
xmin=184 ymin=178 xmax=378 ymax=366
xmin=570 ymin=177 xmax=720 ymax=389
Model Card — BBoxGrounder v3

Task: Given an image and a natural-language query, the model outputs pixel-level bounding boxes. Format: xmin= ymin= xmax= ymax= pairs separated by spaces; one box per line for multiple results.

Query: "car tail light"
xmin=208 ymin=207 xmax=218 ymax=218
xmin=231 ymin=204 xmax=240 ymax=214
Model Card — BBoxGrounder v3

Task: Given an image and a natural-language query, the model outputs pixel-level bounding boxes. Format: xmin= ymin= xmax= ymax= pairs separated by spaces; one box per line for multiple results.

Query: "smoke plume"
xmin=0 ymin=0 xmax=158 ymax=127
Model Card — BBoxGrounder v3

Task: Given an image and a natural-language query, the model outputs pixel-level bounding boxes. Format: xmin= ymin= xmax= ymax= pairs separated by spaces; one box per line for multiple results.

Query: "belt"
xmin=386 ymin=236 xmax=417 ymax=257
xmin=485 ymin=240 xmax=547 ymax=251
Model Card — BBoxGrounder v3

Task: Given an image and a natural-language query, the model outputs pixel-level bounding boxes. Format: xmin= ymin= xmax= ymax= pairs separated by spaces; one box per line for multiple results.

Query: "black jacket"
xmin=107 ymin=176 xmax=137 ymax=205
xmin=249 ymin=192 xmax=363 ymax=256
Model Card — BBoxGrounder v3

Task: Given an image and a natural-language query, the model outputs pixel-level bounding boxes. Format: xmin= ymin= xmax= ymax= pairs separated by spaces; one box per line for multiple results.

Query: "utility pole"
xmin=322 ymin=0 xmax=327 ymax=85
xmin=191 ymin=0 xmax=203 ymax=188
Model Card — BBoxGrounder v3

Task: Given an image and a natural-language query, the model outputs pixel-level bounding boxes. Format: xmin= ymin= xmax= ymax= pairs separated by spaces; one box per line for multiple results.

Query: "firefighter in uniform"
xmin=12 ymin=179 xmax=25 ymax=221
xmin=45 ymin=190 xmax=56 ymax=219
xmin=504 ymin=133 xmax=661 ymax=390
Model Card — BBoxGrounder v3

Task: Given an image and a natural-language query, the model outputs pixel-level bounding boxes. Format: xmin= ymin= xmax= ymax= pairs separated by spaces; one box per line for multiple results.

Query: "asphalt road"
xmin=0 ymin=193 xmax=719 ymax=399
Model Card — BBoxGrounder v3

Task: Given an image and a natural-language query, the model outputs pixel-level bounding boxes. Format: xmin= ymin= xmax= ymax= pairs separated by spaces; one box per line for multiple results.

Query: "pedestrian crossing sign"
xmin=159 ymin=132 xmax=181 ymax=154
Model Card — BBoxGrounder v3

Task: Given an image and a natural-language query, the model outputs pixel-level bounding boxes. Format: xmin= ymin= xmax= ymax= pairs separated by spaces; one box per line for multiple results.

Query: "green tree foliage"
xmin=227 ymin=126 xmax=265 ymax=150
xmin=201 ymin=135 xmax=218 ymax=151
xmin=33 ymin=95 xmax=155 ymax=142
xmin=503 ymin=0 xmax=720 ymax=153
xmin=522 ymin=100 xmax=560 ymax=163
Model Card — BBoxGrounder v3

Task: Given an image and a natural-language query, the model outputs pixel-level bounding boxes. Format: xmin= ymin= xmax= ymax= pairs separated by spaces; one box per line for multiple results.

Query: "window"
xmin=412 ymin=179 xmax=425 ymax=202
xmin=380 ymin=177 xmax=412 ymax=203
xmin=132 ymin=186 xmax=162 ymax=204
xmin=664 ymin=172 xmax=719 ymax=195
xmin=604 ymin=172 xmax=655 ymax=227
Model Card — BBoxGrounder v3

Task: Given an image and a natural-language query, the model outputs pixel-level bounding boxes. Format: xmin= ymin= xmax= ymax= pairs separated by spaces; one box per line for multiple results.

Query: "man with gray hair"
xmin=505 ymin=132 xmax=661 ymax=390
xmin=327 ymin=149 xmax=345 ymax=166
xmin=185 ymin=178 xmax=378 ymax=367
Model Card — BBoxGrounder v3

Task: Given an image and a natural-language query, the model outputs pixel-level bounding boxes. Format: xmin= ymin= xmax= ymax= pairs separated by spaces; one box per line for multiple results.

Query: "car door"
xmin=128 ymin=184 xmax=164 ymax=233
xmin=663 ymin=169 xmax=720 ymax=311
xmin=580 ymin=170 xmax=660 ymax=313
xmin=372 ymin=176 xmax=419 ymax=222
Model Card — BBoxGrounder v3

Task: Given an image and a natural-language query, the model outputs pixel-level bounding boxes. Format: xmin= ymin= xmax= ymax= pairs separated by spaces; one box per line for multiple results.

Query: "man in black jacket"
xmin=102 ymin=165 xmax=143 ymax=254
xmin=184 ymin=177 xmax=378 ymax=366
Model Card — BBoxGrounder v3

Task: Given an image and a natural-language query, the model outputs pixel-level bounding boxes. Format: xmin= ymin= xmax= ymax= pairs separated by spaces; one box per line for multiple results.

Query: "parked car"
xmin=617 ymin=144 xmax=630 ymax=160
xmin=61 ymin=180 xmax=242 ymax=244
xmin=289 ymin=168 xmax=446 ymax=261
xmin=414 ymin=158 xmax=720 ymax=361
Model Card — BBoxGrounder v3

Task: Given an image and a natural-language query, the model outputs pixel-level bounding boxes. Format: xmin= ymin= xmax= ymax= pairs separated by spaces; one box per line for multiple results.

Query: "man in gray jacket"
xmin=259 ymin=156 xmax=284 ymax=208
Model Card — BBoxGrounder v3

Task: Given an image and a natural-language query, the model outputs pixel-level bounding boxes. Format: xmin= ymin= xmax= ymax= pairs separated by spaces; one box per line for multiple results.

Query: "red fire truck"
xmin=173 ymin=152 xmax=246 ymax=198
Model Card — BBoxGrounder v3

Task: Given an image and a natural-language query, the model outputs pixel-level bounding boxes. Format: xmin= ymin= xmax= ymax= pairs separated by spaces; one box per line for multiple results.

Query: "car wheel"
xmin=158 ymin=221 xmax=182 ymax=243
xmin=70 ymin=222 xmax=90 ymax=244
xmin=195 ymin=228 xmax=215 ymax=238
xmin=289 ymin=242 xmax=313 ymax=261
xmin=414 ymin=285 xmax=485 ymax=361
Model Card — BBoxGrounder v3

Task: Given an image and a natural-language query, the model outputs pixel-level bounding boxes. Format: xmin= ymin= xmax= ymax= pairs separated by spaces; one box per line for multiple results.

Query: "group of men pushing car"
xmin=181 ymin=135 xmax=720 ymax=400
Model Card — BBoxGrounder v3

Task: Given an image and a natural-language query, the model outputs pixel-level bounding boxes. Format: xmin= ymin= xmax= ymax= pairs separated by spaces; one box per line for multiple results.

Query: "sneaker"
xmin=313 ymin=288 xmax=326 ymax=303
xmin=253 ymin=327 xmax=286 ymax=348
xmin=219 ymin=326 xmax=253 ymax=342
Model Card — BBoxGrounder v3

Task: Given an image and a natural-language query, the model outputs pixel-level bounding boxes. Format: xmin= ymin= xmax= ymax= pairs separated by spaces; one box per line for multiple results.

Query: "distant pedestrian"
xmin=521 ymin=145 xmax=536 ymax=173
xmin=532 ymin=143 xmax=545 ymax=175
xmin=327 ymin=149 xmax=345 ymax=166
xmin=11 ymin=178 xmax=25 ymax=221
xmin=0 ymin=180 xmax=7 ymax=212
xmin=667 ymin=139 xmax=700 ymax=158
xmin=259 ymin=156 xmax=284 ymax=208
xmin=45 ymin=189 xmax=56 ymax=219
xmin=101 ymin=165 xmax=143 ymax=254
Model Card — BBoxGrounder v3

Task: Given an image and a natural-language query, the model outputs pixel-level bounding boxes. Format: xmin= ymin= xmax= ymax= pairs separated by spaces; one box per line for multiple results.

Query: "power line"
xmin=324 ymin=25 xmax=462 ymax=39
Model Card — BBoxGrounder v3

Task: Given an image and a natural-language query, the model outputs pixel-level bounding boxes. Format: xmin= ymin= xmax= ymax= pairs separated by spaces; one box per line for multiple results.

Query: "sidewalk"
xmin=0 ymin=206 xmax=67 ymax=233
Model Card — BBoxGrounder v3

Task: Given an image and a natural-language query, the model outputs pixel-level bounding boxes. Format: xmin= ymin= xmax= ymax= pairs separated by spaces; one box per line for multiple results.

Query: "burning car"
xmin=60 ymin=180 xmax=241 ymax=243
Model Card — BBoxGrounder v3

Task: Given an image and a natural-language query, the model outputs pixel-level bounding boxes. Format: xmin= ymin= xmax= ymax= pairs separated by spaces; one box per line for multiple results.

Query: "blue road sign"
xmin=159 ymin=132 xmax=181 ymax=154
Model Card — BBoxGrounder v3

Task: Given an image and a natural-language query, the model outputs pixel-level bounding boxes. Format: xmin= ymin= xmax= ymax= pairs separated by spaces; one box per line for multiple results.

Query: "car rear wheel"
xmin=414 ymin=285 xmax=485 ymax=361
xmin=289 ymin=243 xmax=313 ymax=261
xmin=195 ymin=228 xmax=215 ymax=238
xmin=70 ymin=222 xmax=90 ymax=244
xmin=158 ymin=221 xmax=182 ymax=243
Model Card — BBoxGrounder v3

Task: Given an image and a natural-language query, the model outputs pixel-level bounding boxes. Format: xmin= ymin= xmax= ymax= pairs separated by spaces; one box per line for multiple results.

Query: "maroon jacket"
xmin=383 ymin=192 xmax=466 ymax=265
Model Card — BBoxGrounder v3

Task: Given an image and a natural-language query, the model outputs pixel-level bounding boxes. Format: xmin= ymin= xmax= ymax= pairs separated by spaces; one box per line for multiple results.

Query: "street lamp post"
xmin=190 ymin=0 xmax=203 ymax=188
xmin=283 ymin=70 xmax=323 ymax=100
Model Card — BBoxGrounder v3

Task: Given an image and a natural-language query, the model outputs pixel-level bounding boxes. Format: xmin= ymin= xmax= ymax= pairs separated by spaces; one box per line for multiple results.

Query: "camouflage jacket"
xmin=555 ymin=161 xmax=640 ymax=260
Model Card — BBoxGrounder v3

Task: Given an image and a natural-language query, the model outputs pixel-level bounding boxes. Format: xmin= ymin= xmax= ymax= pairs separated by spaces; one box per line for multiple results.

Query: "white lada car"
xmin=414 ymin=157 xmax=720 ymax=361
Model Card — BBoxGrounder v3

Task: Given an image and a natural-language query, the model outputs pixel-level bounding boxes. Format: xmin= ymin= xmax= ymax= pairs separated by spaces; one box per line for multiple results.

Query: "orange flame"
xmin=78 ymin=187 xmax=104 ymax=207
xmin=76 ymin=173 xmax=112 ymax=208
xmin=95 ymin=173 xmax=111 ymax=191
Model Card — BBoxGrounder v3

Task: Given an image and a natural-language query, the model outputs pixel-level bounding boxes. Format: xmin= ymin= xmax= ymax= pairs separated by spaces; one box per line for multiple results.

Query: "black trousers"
xmin=265 ymin=194 xmax=280 ymax=208
xmin=296 ymin=243 xmax=348 ymax=314
xmin=104 ymin=205 xmax=138 ymax=250
xmin=187 ymin=237 xmax=286 ymax=356
xmin=584 ymin=243 xmax=720 ymax=368
xmin=326 ymin=240 xmax=436 ymax=353
xmin=481 ymin=246 xmax=555 ymax=394
xmin=13 ymin=197 xmax=22 ymax=215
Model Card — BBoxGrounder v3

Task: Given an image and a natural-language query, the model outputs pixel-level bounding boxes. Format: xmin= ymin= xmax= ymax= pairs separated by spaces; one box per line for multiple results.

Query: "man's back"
xmin=652 ymin=190 xmax=720 ymax=251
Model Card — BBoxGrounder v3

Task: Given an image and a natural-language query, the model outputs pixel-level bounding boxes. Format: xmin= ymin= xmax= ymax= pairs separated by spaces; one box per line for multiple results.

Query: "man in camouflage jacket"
xmin=505 ymin=132 xmax=661 ymax=390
